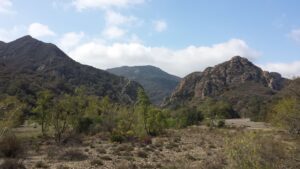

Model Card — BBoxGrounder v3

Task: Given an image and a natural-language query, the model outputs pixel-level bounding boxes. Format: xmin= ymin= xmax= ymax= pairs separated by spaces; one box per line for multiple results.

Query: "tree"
xmin=0 ymin=96 xmax=25 ymax=129
xmin=136 ymin=88 xmax=151 ymax=136
xmin=98 ymin=96 xmax=118 ymax=133
xmin=271 ymin=97 xmax=300 ymax=134
xmin=147 ymin=108 xmax=167 ymax=136
xmin=52 ymin=94 xmax=73 ymax=144
xmin=33 ymin=90 xmax=53 ymax=136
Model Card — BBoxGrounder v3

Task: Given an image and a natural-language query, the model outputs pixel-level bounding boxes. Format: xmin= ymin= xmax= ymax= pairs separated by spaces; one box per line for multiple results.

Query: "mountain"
xmin=163 ymin=56 xmax=288 ymax=117
xmin=0 ymin=35 xmax=141 ymax=105
xmin=107 ymin=65 xmax=181 ymax=105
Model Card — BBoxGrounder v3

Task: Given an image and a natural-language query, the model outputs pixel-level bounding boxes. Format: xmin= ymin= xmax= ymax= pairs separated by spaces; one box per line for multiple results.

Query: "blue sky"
xmin=0 ymin=0 xmax=300 ymax=78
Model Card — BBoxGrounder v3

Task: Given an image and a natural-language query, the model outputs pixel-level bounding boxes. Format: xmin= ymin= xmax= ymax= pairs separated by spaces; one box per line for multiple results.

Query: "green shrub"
xmin=110 ymin=131 xmax=124 ymax=143
xmin=76 ymin=117 xmax=93 ymax=133
xmin=174 ymin=106 xmax=203 ymax=128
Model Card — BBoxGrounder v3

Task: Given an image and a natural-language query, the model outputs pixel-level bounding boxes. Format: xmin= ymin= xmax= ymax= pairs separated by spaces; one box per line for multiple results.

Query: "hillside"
xmin=163 ymin=56 xmax=288 ymax=117
xmin=0 ymin=36 xmax=141 ymax=105
xmin=107 ymin=65 xmax=180 ymax=105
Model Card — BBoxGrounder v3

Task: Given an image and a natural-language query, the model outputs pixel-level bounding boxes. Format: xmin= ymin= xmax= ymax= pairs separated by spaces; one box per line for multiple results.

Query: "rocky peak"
xmin=163 ymin=56 xmax=287 ymax=107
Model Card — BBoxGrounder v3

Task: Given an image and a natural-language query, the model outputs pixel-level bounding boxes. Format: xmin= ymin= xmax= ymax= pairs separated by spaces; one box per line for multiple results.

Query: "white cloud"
xmin=102 ymin=10 xmax=142 ymax=40
xmin=28 ymin=23 xmax=56 ymax=38
xmin=261 ymin=61 xmax=300 ymax=78
xmin=153 ymin=20 xmax=167 ymax=32
xmin=289 ymin=29 xmax=300 ymax=43
xmin=0 ymin=26 xmax=26 ymax=42
xmin=102 ymin=26 xmax=126 ymax=39
xmin=58 ymin=32 xmax=85 ymax=51
xmin=72 ymin=0 xmax=145 ymax=10
xmin=69 ymin=39 xmax=259 ymax=77
xmin=105 ymin=10 xmax=138 ymax=26
xmin=0 ymin=0 xmax=14 ymax=14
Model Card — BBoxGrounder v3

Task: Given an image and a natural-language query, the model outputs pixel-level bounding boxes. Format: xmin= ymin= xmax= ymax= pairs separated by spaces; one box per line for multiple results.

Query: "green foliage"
xmin=172 ymin=106 xmax=203 ymax=128
xmin=52 ymin=94 xmax=72 ymax=143
xmin=271 ymin=97 xmax=300 ymax=134
xmin=33 ymin=90 xmax=54 ymax=136
xmin=135 ymin=88 xmax=151 ymax=136
xmin=146 ymin=108 xmax=167 ymax=136
xmin=77 ymin=117 xmax=93 ymax=134
xmin=110 ymin=131 xmax=125 ymax=143
xmin=199 ymin=98 xmax=234 ymax=128
xmin=0 ymin=96 xmax=25 ymax=128
xmin=134 ymin=88 xmax=168 ymax=136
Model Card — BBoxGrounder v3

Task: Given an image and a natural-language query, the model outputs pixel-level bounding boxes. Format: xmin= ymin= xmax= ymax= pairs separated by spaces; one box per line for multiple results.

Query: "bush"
xmin=0 ymin=132 xmax=23 ymax=158
xmin=60 ymin=149 xmax=88 ymax=161
xmin=271 ymin=97 xmax=300 ymax=135
xmin=90 ymin=159 xmax=103 ymax=166
xmin=0 ymin=159 xmax=26 ymax=169
xmin=136 ymin=150 xmax=148 ymax=158
xmin=225 ymin=131 xmax=294 ymax=169
xmin=76 ymin=117 xmax=93 ymax=134
xmin=216 ymin=119 xmax=225 ymax=128
xmin=35 ymin=161 xmax=48 ymax=168
xmin=174 ymin=106 xmax=203 ymax=128
xmin=110 ymin=131 xmax=124 ymax=143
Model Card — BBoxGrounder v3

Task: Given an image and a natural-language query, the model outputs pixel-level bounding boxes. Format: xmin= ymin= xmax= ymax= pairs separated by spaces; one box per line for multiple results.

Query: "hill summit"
xmin=0 ymin=35 xmax=141 ymax=104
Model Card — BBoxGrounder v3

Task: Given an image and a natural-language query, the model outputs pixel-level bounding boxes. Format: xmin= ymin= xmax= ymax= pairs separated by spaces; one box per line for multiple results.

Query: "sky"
xmin=0 ymin=0 xmax=300 ymax=78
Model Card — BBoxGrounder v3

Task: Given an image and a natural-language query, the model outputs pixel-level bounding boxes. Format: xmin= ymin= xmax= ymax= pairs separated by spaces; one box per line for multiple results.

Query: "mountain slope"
xmin=0 ymin=35 xmax=141 ymax=105
xmin=163 ymin=56 xmax=288 ymax=117
xmin=107 ymin=65 xmax=181 ymax=105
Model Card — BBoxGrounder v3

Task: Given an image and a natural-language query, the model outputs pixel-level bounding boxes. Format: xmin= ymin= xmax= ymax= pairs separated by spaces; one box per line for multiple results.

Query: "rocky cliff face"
xmin=163 ymin=56 xmax=287 ymax=111
xmin=0 ymin=36 xmax=141 ymax=104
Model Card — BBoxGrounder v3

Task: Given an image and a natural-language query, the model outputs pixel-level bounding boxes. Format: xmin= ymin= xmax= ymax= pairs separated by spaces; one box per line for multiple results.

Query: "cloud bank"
xmin=261 ymin=61 xmax=300 ymax=78
xmin=68 ymin=39 xmax=260 ymax=77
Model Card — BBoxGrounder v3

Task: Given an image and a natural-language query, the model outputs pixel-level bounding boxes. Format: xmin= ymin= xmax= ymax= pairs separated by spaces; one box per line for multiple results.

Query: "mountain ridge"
xmin=0 ymin=35 xmax=141 ymax=105
xmin=107 ymin=65 xmax=181 ymax=105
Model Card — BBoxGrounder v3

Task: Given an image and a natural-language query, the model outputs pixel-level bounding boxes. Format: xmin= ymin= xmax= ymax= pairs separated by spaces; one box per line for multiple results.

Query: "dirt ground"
xmin=4 ymin=119 xmax=299 ymax=169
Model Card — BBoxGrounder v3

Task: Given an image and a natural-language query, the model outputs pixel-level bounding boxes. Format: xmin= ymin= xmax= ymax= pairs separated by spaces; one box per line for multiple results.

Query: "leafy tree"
xmin=98 ymin=96 xmax=118 ymax=133
xmin=147 ymin=108 xmax=167 ymax=136
xmin=33 ymin=90 xmax=54 ymax=136
xmin=52 ymin=94 xmax=73 ymax=143
xmin=136 ymin=88 xmax=151 ymax=136
xmin=0 ymin=96 xmax=25 ymax=129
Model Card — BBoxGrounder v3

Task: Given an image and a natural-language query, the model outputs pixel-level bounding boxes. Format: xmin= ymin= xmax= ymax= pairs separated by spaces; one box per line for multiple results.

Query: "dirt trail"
xmin=225 ymin=118 xmax=273 ymax=130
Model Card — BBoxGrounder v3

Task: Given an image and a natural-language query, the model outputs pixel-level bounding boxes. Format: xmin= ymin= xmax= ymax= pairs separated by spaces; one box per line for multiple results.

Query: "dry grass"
xmin=9 ymin=124 xmax=298 ymax=169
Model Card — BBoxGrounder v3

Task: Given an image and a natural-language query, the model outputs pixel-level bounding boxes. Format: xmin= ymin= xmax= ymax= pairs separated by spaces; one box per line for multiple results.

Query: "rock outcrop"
xmin=163 ymin=56 xmax=287 ymax=115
